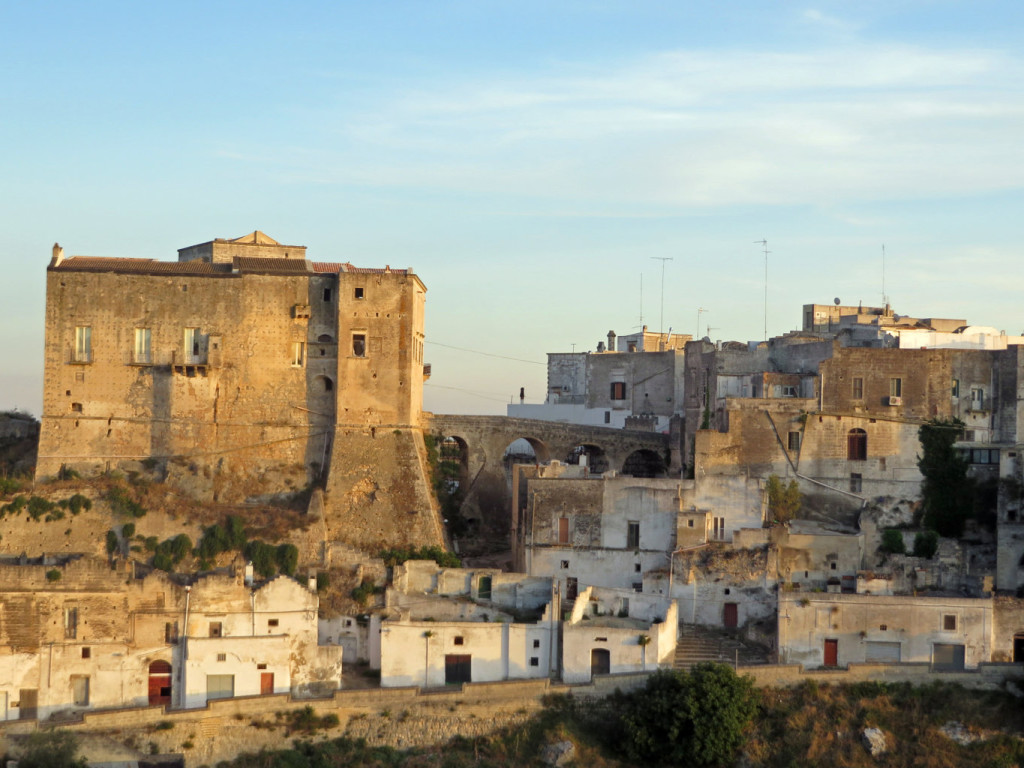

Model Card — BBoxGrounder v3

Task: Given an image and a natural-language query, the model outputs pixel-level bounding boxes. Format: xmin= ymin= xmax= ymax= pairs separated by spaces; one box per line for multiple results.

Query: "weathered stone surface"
xmin=861 ymin=727 xmax=888 ymax=757
xmin=540 ymin=740 xmax=576 ymax=766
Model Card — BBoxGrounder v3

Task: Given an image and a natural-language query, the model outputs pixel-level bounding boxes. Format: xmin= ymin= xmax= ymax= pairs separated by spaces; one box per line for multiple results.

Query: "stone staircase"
xmin=673 ymin=625 xmax=772 ymax=670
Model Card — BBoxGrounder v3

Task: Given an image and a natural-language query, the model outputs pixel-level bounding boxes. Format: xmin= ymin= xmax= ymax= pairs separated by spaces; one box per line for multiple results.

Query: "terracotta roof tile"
xmin=52 ymin=257 xmax=228 ymax=275
xmin=232 ymin=257 xmax=313 ymax=274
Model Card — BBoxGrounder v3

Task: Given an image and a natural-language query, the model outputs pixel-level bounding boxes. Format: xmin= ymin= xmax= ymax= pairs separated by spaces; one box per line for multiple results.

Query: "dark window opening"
xmin=852 ymin=377 xmax=864 ymax=399
xmin=530 ymin=657 xmax=539 ymax=667
xmin=627 ymin=521 xmax=640 ymax=549
xmin=533 ymin=639 xmax=540 ymax=649
xmin=323 ymin=287 xmax=332 ymax=302
xmin=352 ymin=334 xmax=366 ymax=357
xmin=850 ymin=473 xmax=862 ymax=492
xmin=209 ymin=622 xmax=223 ymax=638
xmin=355 ymin=287 xmax=364 ymax=299
xmin=610 ymin=382 xmax=627 ymax=400
xmin=81 ymin=647 xmax=91 ymax=659
xmin=788 ymin=431 xmax=801 ymax=451
xmin=454 ymin=636 xmax=464 ymax=646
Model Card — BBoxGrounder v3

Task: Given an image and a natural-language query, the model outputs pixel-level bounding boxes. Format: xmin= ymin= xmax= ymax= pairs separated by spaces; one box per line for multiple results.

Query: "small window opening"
xmin=355 ymin=287 xmax=364 ymax=299
xmin=352 ymin=334 xmax=366 ymax=357
xmin=323 ymin=287 xmax=332 ymax=302
xmin=454 ymin=636 xmax=464 ymax=646
xmin=81 ymin=647 xmax=91 ymax=659
xmin=209 ymin=622 xmax=223 ymax=638
xmin=530 ymin=657 xmax=539 ymax=667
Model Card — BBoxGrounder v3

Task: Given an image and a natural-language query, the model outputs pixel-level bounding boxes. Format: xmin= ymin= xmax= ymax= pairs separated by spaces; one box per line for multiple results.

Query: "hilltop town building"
xmin=36 ymin=233 xmax=442 ymax=549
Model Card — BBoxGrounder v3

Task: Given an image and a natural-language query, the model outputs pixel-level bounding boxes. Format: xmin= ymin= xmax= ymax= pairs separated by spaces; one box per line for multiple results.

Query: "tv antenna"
xmin=650 ymin=257 xmax=673 ymax=333
xmin=881 ymin=244 xmax=888 ymax=306
xmin=754 ymin=239 xmax=770 ymax=340
xmin=697 ymin=307 xmax=707 ymax=338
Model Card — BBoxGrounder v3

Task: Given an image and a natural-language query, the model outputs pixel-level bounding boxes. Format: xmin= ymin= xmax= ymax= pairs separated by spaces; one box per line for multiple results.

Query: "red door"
xmin=260 ymin=673 xmax=275 ymax=695
xmin=723 ymin=603 xmax=738 ymax=629
xmin=148 ymin=660 xmax=172 ymax=706
xmin=824 ymin=639 xmax=838 ymax=667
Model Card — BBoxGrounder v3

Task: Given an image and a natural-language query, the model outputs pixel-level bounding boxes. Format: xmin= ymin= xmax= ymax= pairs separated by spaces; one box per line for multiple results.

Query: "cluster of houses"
xmin=13 ymin=231 xmax=1024 ymax=720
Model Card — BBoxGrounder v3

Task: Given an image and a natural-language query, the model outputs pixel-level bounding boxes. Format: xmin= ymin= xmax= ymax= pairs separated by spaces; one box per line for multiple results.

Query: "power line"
xmin=424 ymin=383 xmax=513 ymax=403
xmin=426 ymin=341 xmax=545 ymax=366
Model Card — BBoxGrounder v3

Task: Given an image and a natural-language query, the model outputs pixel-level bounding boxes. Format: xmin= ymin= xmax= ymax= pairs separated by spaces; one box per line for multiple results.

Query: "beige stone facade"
xmin=36 ymin=233 xmax=442 ymax=549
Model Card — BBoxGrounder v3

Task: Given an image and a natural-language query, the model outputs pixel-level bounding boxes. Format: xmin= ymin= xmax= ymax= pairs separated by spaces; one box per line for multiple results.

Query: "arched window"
xmin=847 ymin=428 xmax=867 ymax=461
xmin=317 ymin=334 xmax=333 ymax=343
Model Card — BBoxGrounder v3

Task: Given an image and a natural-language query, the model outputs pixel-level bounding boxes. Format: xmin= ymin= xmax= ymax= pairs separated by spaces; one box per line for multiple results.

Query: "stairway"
xmin=673 ymin=625 xmax=771 ymax=670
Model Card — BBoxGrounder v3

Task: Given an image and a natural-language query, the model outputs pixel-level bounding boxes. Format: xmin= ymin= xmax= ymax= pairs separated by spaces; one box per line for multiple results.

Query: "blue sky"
xmin=3 ymin=1 xmax=1024 ymax=416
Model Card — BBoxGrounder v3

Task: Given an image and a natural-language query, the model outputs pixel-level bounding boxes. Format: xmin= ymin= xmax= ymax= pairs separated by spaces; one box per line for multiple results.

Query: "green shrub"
xmin=46 ymin=569 xmax=62 ymax=582
xmin=881 ymin=529 xmax=906 ymax=554
xmin=316 ymin=572 xmax=330 ymax=592
xmin=67 ymin=494 xmax=91 ymax=515
xmin=17 ymin=730 xmax=87 ymax=768
xmin=106 ymin=485 xmax=146 ymax=518
xmin=106 ymin=530 xmax=119 ymax=556
xmin=245 ymin=540 xmax=279 ymax=579
xmin=379 ymin=545 xmax=461 ymax=569
xmin=276 ymin=543 xmax=299 ymax=576
xmin=0 ymin=476 xmax=23 ymax=495
xmin=620 ymin=664 xmax=758 ymax=766
xmin=913 ymin=529 xmax=940 ymax=559
xmin=122 ymin=522 xmax=135 ymax=538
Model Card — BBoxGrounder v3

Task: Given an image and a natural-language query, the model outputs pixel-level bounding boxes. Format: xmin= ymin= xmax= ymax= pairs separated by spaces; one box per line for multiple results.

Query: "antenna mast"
xmin=754 ymin=239 xmax=770 ymax=340
xmin=650 ymin=257 xmax=673 ymax=333
xmin=882 ymin=244 xmax=888 ymax=306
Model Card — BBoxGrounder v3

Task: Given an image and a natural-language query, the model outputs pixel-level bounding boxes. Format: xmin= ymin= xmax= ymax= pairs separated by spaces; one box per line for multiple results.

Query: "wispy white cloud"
xmin=231 ymin=43 xmax=1024 ymax=213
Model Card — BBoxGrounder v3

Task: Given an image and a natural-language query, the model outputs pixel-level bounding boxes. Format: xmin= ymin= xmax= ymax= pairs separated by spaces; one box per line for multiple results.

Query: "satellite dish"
xmin=834 ymin=297 xmax=841 ymax=306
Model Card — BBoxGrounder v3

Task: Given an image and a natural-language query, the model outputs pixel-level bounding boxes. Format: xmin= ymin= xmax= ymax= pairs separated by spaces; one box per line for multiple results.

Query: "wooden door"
xmin=148 ymin=660 xmax=172 ymax=706
xmin=18 ymin=689 xmax=37 ymax=720
xmin=260 ymin=673 xmax=275 ymax=695
xmin=444 ymin=654 xmax=472 ymax=685
xmin=824 ymin=639 xmax=838 ymax=667
xmin=723 ymin=602 xmax=738 ymax=628
xmin=591 ymin=648 xmax=611 ymax=677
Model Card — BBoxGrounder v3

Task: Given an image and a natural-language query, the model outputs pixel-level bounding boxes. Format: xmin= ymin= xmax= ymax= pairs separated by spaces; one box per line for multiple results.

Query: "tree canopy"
xmin=917 ymin=418 xmax=972 ymax=537
xmin=620 ymin=664 xmax=759 ymax=766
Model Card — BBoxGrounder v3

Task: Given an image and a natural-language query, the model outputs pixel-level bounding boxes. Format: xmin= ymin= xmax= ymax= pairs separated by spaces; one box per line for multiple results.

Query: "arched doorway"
xmin=591 ymin=648 xmax=610 ymax=677
xmin=621 ymin=449 xmax=668 ymax=478
xmin=148 ymin=660 xmax=172 ymax=706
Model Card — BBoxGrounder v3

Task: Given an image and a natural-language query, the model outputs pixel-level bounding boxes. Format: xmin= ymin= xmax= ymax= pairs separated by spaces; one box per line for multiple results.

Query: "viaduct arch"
xmin=425 ymin=414 xmax=675 ymax=541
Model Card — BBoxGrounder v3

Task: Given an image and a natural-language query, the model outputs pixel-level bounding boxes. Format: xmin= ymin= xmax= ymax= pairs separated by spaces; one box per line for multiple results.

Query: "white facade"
xmin=778 ymin=593 xmax=994 ymax=670
xmin=561 ymin=587 xmax=678 ymax=684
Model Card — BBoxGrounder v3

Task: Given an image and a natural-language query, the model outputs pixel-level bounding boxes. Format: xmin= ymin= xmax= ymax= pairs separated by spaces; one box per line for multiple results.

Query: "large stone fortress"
xmin=37 ymin=232 xmax=442 ymax=548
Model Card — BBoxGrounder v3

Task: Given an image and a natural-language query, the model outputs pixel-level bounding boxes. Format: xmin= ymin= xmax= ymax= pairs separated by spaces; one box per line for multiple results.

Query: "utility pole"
xmin=650 ymin=257 xmax=673 ymax=334
xmin=754 ymin=239 xmax=770 ymax=340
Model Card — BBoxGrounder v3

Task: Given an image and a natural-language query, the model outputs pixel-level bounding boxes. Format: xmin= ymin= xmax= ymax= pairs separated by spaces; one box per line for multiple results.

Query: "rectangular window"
xmin=889 ymin=378 xmax=902 ymax=398
xmin=165 ymin=622 xmax=179 ymax=643
xmin=558 ymin=517 xmax=569 ymax=545
xmin=626 ymin=521 xmax=640 ymax=549
xmin=533 ymin=639 xmax=541 ymax=649
xmin=781 ymin=385 xmax=797 ymax=397
xmin=354 ymin=287 xmax=364 ymax=299
xmin=788 ymin=431 xmax=801 ymax=451
xmin=352 ymin=334 xmax=366 ymax=357
xmin=942 ymin=614 xmax=957 ymax=631
xmin=850 ymin=473 xmax=862 ymax=493
xmin=133 ymin=328 xmax=151 ymax=364
xmin=852 ymin=377 xmax=863 ymax=399
xmin=323 ymin=287 xmax=332 ymax=302
xmin=74 ymin=326 xmax=91 ymax=363
xmin=952 ymin=378 xmax=960 ymax=398
xmin=64 ymin=607 xmax=78 ymax=639
xmin=71 ymin=675 xmax=89 ymax=706
xmin=209 ymin=622 xmax=223 ymax=638
xmin=560 ymin=560 xmax=569 ymax=569
xmin=604 ymin=411 xmax=611 ymax=424
xmin=632 ymin=583 xmax=643 ymax=593
xmin=454 ymin=636 xmax=465 ymax=646
xmin=81 ymin=647 xmax=91 ymax=659
xmin=216 ymin=653 xmax=227 ymax=662
xmin=530 ymin=657 xmax=539 ymax=667
xmin=712 ymin=516 xmax=726 ymax=541
xmin=610 ymin=381 xmax=626 ymax=400
xmin=291 ymin=342 xmax=305 ymax=367
xmin=268 ymin=619 xmax=279 ymax=628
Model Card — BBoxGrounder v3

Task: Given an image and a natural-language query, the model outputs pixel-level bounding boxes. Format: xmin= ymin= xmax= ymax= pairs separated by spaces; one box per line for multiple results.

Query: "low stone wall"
xmin=7 ymin=664 xmax=1024 ymax=767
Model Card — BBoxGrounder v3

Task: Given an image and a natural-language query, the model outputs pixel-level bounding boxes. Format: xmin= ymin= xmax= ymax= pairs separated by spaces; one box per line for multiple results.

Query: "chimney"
xmin=51 ymin=242 xmax=65 ymax=267
xmin=596 ymin=341 xmax=606 ymax=353
xmin=244 ymin=562 xmax=254 ymax=587
xmin=607 ymin=331 xmax=616 ymax=352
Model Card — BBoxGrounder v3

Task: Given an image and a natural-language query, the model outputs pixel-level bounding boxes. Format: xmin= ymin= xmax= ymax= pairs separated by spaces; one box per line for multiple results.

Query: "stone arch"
xmin=315 ymin=374 xmax=334 ymax=392
xmin=503 ymin=437 xmax=551 ymax=466
xmin=317 ymin=333 xmax=334 ymax=343
xmin=621 ymin=449 xmax=667 ymax=478
xmin=566 ymin=443 xmax=609 ymax=474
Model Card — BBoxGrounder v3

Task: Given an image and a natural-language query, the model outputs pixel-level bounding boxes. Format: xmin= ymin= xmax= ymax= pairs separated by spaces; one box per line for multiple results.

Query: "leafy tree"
xmin=880 ymin=529 xmax=906 ymax=555
xmin=913 ymin=529 xmax=939 ymax=559
xmin=276 ymin=543 xmax=299 ymax=576
xmin=245 ymin=540 xmax=279 ymax=579
xmin=918 ymin=419 xmax=972 ymax=537
xmin=18 ymin=730 xmax=88 ymax=768
xmin=766 ymin=474 xmax=802 ymax=526
xmin=620 ymin=664 xmax=758 ymax=766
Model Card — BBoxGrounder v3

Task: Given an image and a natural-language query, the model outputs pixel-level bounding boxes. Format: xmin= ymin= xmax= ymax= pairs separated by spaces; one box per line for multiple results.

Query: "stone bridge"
xmin=425 ymin=414 xmax=675 ymax=539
